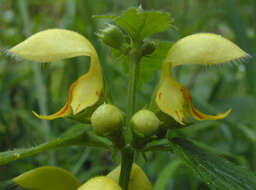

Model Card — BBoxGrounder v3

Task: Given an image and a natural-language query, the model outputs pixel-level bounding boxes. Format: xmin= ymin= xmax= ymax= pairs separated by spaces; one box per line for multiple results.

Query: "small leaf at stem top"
xmin=115 ymin=8 xmax=173 ymax=42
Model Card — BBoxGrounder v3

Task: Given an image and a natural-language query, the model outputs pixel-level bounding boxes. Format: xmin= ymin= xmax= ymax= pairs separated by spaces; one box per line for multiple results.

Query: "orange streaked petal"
xmin=155 ymin=33 xmax=245 ymax=124
xmin=32 ymin=76 xmax=77 ymax=120
xmin=32 ymin=60 xmax=103 ymax=120
xmin=190 ymin=105 xmax=232 ymax=121
xmin=181 ymin=87 xmax=232 ymax=121
xmin=32 ymin=103 xmax=72 ymax=120
xmin=156 ymin=62 xmax=231 ymax=124
xmin=11 ymin=29 xmax=104 ymax=120
xmin=155 ymin=66 xmax=186 ymax=125
xmin=70 ymin=57 xmax=104 ymax=115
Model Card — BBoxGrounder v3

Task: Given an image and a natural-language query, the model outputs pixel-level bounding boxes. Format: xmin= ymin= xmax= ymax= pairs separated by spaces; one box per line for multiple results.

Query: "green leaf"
xmin=12 ymin=166 xmax=80 ymax=190
xmin=115 ymin=8 xmax=173 ymax=41
xmin=153 ymin=160 xmax=182 ymax=190
xmin=169 ymin=138 xmax=256 ymax=190
xmin=0 ymin=130 xmax=111 ymax=166
xmin=138 ymin=41 xmax=172 ymax=86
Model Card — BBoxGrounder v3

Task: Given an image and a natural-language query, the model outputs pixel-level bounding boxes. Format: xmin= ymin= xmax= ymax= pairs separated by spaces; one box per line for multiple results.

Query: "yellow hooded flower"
xmin=156 ymin=33 xmax=249 ymax=125
xmin=12 ymin=166 xmax=80 ymax=190
xmin=107 ymin=164 xmax=152 ymax=190
xmin=10 ymin=29 xmax=104 ymax=120
xmin=78 ymin=176 xmax=122 ymax=190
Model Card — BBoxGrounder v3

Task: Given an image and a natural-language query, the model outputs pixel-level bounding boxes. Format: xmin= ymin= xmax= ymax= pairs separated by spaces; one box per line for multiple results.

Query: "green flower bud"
xmin=99 ymin=24 xmax=127 ymax=50
xmin=78 ymin=176 xmax=122 ymax=190
xmin=91 ymin=104 xmax=123 ymax=136
xmin=142 ymin=41 xmax=156 ymax=56
xmin=131 ymin=109 xmax=160 ymax=137
xmin=107 ymin=164 xmax=152 ymax=190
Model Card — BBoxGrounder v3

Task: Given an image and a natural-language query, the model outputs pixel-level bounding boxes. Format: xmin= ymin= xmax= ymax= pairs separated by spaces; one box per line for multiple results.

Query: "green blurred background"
xmin=0 ymin=0 xmax=255 ymax=189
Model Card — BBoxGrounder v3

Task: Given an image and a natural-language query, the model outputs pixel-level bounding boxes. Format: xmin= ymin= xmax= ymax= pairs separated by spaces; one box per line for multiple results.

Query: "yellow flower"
xmin=13 ymin=166 xmax=80 ymax=190
xmin=107 ymin=164 xmax=152 ymax=190
xmin=10 ymin=29 xmax=104 ymax=120
xmin=156 ymin=33 xmax=248 ymax=125
xmin=78 ymin=176 xmax=122 ymax=190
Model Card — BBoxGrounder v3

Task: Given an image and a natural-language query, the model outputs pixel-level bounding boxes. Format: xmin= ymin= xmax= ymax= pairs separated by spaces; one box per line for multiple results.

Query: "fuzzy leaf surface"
xmin=170 ymin=138 xmax=256 ymax=190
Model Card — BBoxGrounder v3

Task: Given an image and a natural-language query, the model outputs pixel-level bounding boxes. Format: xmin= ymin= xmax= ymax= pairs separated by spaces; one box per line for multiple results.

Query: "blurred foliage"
xmin=0 ymin=0 xmax=255 ymax=189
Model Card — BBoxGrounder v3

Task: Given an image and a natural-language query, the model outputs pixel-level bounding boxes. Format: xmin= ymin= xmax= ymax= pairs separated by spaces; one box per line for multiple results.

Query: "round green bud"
xmin=141 ymin=41 xmax=155 ymax=56
xmin=131 ymin=109 xmax=160 ymax=137
xmin=107 ymin=164 xmax=152 ymax=190
xmin=91 ymin=104 xmax=123 ymax=136
xmin=99 ymin=24 xmax=125 ymax=49
xmin=78 ymin=176 xmax=122 ymax=190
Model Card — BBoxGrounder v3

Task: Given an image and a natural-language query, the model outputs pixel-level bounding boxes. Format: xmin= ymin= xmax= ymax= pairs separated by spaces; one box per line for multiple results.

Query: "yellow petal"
xmin=156 ymin=33 xmax=246 ymax=124
xmin=70 ymin=57 xmax=103 ymax=115
xmin=156 ymin=63 xmax=231 ymax=124
xmin=10 ymin=29 xmax=104 ymax=120
xmin=13 ymin=166 xmax=80 ymax=190
xmin=156 ymin=66 xmax=186 ymax=125
xmin=10 ymin=29 xmax=97 ymax=62
xmin=165 ymin=33 xmax=248 ymax=66
xmin=32 ymin=103 xmax=71 ymax=120
xmin=181 ymin=86 xmax=232 ymax=121
xmin=78 ymin=176 xmax=122 ymax=190
xmin=107 ymin=164 xmax=152 ymax=190
xmin=32 ymin=85 xmax=74 ymax=120
xmin=34 ymin=58 xmax=103 ymax=120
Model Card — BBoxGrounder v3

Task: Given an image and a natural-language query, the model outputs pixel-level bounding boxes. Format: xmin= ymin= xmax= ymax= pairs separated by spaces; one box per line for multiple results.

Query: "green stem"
xmin=119 ymin=146 xmax=134 ymax=189
xmin=127 ymin=53 xmax=140 ymax=132
xmin=0 ymin=131 xmax=112 ymax=166
xmin=119 ymin=47 xmax=141 ymax=190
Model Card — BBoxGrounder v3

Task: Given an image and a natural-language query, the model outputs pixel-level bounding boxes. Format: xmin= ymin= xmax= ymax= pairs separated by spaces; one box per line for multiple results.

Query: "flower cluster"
xmin=10 ymin=29 xmax=247 ymax=128
xmin=9 ymin=23 xmax=249 ymax=190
